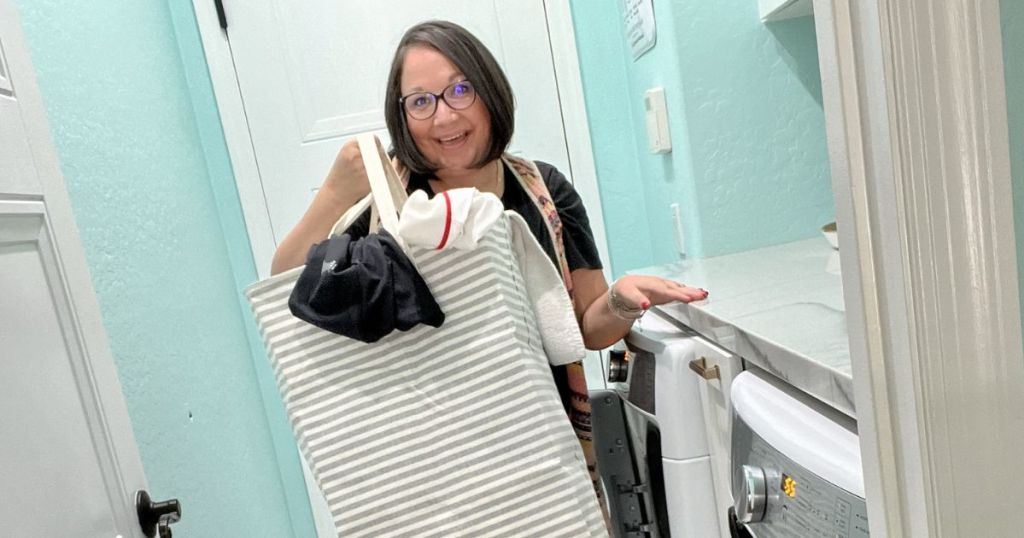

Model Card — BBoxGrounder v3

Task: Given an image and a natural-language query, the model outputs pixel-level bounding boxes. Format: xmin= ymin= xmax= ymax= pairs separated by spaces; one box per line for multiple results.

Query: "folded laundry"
xmin=398 ymin=187 xmax=504 ymax=250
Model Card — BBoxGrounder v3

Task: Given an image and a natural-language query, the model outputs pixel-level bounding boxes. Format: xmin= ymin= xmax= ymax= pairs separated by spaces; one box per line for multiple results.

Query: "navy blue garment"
xmin=288 ymin=230 xmax=444 ymax=343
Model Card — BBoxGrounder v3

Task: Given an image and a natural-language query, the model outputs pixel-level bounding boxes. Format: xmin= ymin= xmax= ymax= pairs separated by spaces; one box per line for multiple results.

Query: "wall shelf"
xmin=759 ymin=0 xmax=812 ymax=22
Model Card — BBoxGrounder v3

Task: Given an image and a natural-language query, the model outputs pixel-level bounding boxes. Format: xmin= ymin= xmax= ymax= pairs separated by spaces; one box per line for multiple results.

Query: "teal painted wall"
xmin=15 ymin=1 xmax=314 ymax=536
xmin=165 ymin=4 xmax=317 ymax=537
xmin=1003 ymin=1 xmax=1024 ymax=330
xmin=571 ymin=0 xmax=832 ymax=273
xmin=571 ymin=2 xmax=655 ymax=276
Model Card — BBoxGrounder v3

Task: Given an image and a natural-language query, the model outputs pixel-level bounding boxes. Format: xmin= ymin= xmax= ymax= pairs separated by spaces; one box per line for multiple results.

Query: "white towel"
xmin=508 ymin=212 xmax=587 ymax=366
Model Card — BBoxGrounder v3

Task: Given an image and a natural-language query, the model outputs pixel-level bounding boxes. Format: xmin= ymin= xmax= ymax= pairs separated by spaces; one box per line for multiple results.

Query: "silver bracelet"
xmin=607 ymin=284 xmax=646 ymax=321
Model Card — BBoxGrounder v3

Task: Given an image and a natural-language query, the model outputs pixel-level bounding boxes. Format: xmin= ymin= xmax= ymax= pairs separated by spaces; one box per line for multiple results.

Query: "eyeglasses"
xmin=399 ymin=80 xmax=477 ymax=121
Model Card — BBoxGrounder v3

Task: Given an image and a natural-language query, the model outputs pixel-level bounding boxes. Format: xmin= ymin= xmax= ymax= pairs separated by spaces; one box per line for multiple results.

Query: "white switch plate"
xmin=644 ymin=87 xmax=672 ymax=154
xmin=671 ymin=202 xmax=686 ymax=258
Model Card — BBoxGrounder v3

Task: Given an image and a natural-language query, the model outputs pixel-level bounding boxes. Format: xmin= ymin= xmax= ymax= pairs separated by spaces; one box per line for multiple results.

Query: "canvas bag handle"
xmin=328 ymin=134 xmax=408 ymax=243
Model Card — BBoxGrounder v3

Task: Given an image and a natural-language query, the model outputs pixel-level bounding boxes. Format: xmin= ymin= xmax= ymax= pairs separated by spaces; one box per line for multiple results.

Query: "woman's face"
xmin=400 ymin=45 xmax=493 ymax=172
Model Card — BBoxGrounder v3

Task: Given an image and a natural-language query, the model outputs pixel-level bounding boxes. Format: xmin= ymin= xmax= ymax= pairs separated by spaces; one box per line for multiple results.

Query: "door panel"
xmin=1 ymin=2 xmax=150 ymax=536
xmin=0 ymin=37 xmax=37 ymax=195
xmin=0 ymin=204 xmax=122 ymax=536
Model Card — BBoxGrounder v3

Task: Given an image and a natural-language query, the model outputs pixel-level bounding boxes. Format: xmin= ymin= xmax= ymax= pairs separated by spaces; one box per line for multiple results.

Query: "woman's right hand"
xmin=270 ymin=138 xmax=374 ymax=275
xmin=322 ymin=138 xmax=371 ymax=204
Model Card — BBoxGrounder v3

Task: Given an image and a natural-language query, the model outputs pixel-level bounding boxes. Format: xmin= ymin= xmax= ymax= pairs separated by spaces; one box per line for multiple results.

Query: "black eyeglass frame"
xmin=398 ymin=80 xmax=478 ymax=120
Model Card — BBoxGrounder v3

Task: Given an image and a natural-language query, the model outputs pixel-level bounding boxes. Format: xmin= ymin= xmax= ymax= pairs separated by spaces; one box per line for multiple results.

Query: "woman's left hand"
xmin=609 ymin=275 xmax=708 ymax=316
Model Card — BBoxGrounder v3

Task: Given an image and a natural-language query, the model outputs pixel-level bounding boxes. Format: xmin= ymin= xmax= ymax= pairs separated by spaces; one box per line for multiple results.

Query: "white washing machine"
xmin=728 ymin=370 xmax=869 ymax=537
xmin=592 ymin=312 xmax=726 ymax=537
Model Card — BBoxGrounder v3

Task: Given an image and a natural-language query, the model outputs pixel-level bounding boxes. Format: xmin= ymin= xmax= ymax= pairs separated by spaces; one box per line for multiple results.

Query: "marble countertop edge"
xmin=631 ymin=238 xmax=857 ymax=417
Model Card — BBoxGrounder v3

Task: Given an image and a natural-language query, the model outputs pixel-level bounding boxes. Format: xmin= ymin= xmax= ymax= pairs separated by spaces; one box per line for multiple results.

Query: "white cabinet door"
xmin=0 ymin=3 xmax=155 ymax=537
xmin=691 ymin=338 xmax=743 ymax=538
xmin=225 ymin=0 xmax=573 ymax=275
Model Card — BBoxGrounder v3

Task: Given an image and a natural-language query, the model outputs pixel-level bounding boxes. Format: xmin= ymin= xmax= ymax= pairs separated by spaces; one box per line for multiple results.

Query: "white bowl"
xmin=821 ymin=222 xmax=839 ymax=250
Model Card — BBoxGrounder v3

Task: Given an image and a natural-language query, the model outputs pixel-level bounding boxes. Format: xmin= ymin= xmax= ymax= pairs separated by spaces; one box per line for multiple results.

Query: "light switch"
xmin=644 ymin=87 xmax=672 ymax=154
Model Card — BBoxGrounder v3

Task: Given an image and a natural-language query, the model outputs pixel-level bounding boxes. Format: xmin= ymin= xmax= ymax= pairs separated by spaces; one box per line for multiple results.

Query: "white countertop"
xmin=630 ymin=237 xmax=856 ymax=417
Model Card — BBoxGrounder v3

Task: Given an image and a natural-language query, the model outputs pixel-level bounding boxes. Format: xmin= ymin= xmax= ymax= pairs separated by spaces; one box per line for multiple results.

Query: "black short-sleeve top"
xmin=344 ymin=160 xmax=603 ymax=273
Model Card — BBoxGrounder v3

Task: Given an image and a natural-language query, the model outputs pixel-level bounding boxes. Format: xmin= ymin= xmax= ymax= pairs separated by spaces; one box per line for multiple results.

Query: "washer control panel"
xmin=731 ymin=416 xmax=869 ymax=537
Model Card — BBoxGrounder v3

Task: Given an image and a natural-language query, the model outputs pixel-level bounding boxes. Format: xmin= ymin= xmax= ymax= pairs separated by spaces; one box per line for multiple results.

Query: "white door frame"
xmin=815 ymin=0 xmax=1024 ymax=535
xmin=540 ymin=0 xmax=611 ymax=277
xmin=192 ymin=0 xmax=610 ymax=282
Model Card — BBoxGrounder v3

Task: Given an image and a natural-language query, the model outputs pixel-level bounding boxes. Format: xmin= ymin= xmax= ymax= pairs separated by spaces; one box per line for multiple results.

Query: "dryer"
xmin=593 ymin=312 xmax=727 ymax=537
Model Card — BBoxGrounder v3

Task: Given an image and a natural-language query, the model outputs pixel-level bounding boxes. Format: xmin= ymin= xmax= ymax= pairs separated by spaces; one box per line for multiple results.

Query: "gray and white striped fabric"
xmin=246 ymin=214 xmax=606 ymax=537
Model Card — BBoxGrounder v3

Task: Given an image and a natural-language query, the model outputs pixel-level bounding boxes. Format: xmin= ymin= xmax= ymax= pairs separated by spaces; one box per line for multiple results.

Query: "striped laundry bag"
xmin=245 ymin=134 xmax=607 ymax=537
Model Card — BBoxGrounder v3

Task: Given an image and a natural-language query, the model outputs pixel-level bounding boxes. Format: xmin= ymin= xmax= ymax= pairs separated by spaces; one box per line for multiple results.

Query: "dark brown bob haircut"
xmin=384 ymin=20 xmax=515 ymax=175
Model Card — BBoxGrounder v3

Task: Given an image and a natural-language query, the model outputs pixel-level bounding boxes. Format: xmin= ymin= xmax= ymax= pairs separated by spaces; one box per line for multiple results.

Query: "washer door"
xmin=727 ymin=507 xmax=754 ymax=538
xmin=591 ymin=390 xmax=650 ymax=537
xmin=621 ymin=398 xmax=672 ymax=537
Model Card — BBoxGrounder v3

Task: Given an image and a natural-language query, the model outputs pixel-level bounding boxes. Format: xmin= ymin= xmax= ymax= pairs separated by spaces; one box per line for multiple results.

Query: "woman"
xmin=271 ymin=20 xmax=707 ymax=334
xmin=271 ymin=18 xmax=707 ymax=523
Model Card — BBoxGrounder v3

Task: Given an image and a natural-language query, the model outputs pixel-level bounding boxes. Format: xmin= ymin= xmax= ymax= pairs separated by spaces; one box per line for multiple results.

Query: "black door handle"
xmin=136 ymin=490 xmax=182 ymax=538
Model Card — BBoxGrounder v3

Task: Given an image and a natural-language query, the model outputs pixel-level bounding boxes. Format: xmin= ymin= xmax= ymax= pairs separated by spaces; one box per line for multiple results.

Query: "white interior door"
xmin=1 ymin=3 xmax=158 ymax=537
xmin=226 ymin=0 xmax=575 ymax=276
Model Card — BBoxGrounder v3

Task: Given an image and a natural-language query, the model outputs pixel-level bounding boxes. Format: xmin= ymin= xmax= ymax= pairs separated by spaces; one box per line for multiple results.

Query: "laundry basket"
xmin=245 ymin=134 xmax=606 ymax=537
